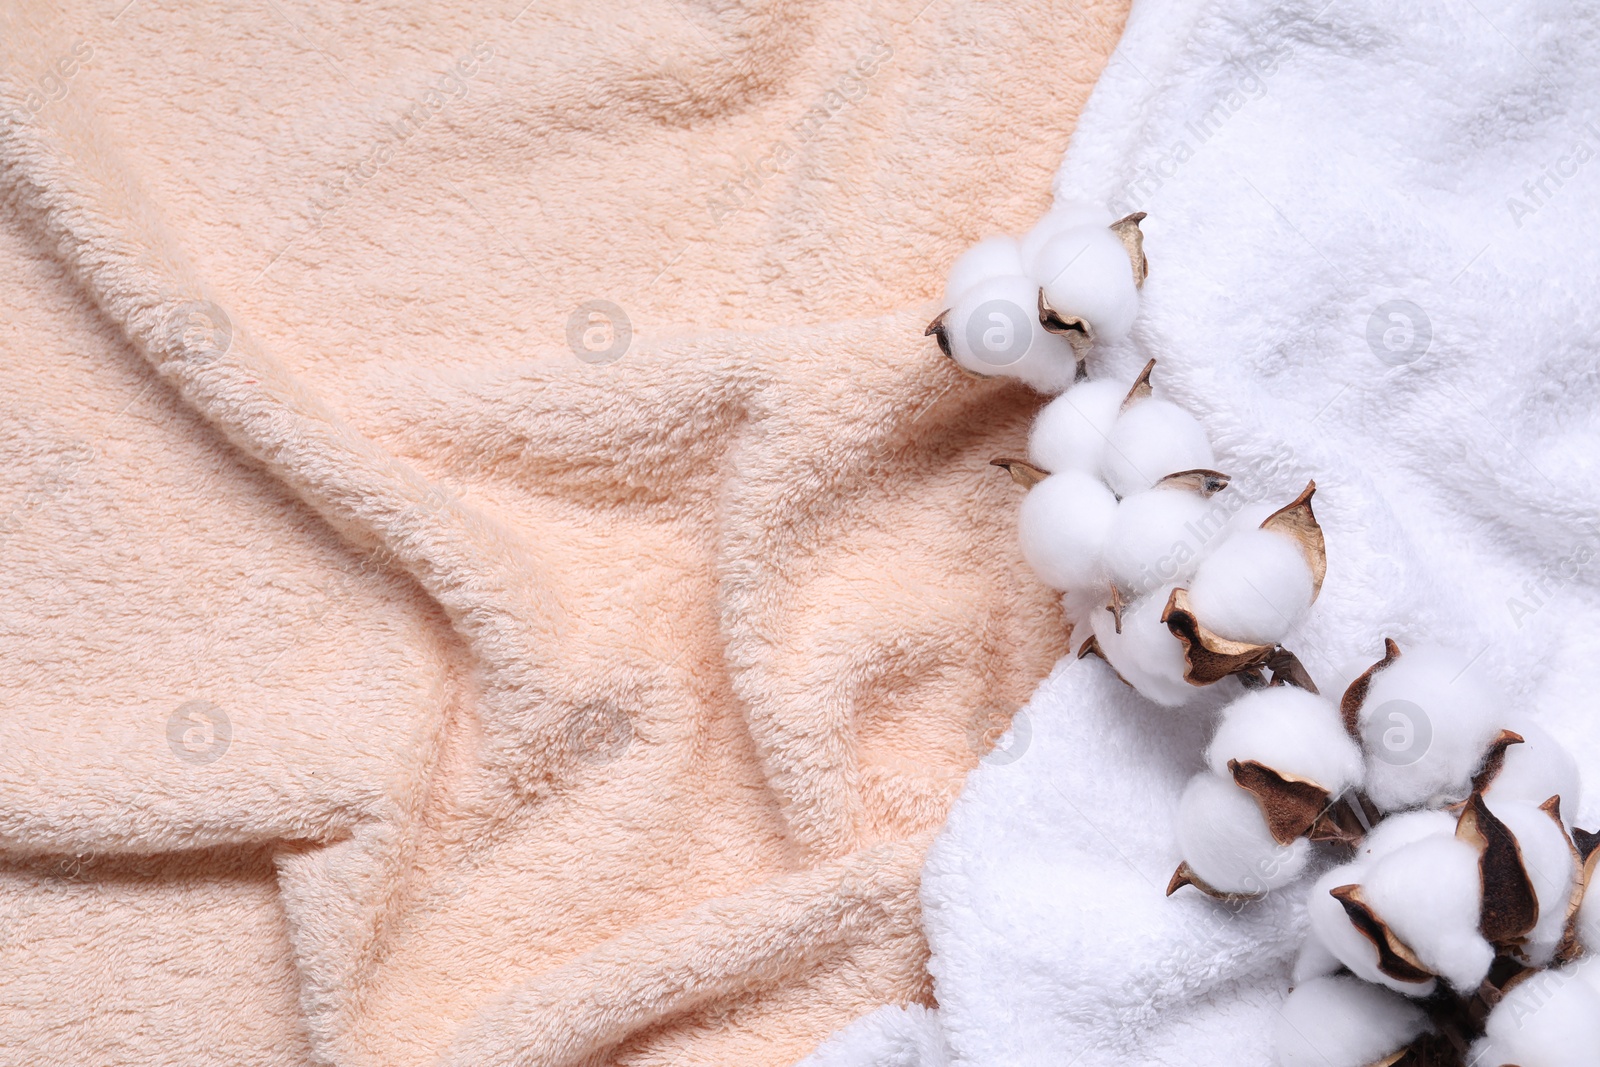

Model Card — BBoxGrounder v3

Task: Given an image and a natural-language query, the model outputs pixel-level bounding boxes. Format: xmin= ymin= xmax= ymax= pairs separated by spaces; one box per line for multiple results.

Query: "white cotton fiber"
xmin=1090 ymin=585 xmax=1196 ymax=708
xmin=1291 ymin=933 xmax=1342 ymax=984
xmin=1356 ymin=809 xmax=1457 ymax=865
xmin=1363 ymin=835 xmax=1493 ymax=993
xmin=944 ymin=274 xmax=1080 ymax=393
xmin=1185 ymin=528 xmax=1314 ymax=646
xmin=943 ymin=235 xmax=1027 ymax=307
xmin=1306 ymin=862 xmax=1437 ymax=998
xmin=1017 ymin=201 xmax=1115 ymax=268
xmin=1487 ymin=719 xmax=1583 ymax=827
xmin=1101 ymin=398 xmax=1215 ymax=498
xmin=1273 ymin=975 xmax=1429 ymax=1067
xmin=1031 ymin=226 xmax=1140 ymax=342
xmin=1017 ymin=471 xmax=1117 ymax=593
xmin=1102 ymin=487 xmax=1213 ymax=595
xmin=1473 ymin=966 xmax=1600 ymax=1067
xmin=1205 ymin=686 xmax=1363 ymax=796
xmin=1174 ymin=772 xmax=1310 ymax=894
xmin=1485 ymin=796 xmax=1580 ymax=967
xmin=1028 ymin=379 xmax=1124 ymax=475
xmin=1356 ymin=644 xmax=1511 ymax=812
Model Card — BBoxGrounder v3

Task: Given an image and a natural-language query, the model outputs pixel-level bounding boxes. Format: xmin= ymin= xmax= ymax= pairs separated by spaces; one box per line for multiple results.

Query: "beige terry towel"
xmin=0 ymin=1 xmax=1124 ymax=1063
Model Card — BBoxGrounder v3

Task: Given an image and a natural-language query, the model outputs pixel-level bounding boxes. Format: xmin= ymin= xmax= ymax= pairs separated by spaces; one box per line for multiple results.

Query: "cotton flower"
xmin=1016 ymin=470 xmax=1117 ymax=593
xmin=1031 ymin=225 xmax=1141 ymax=342
xmin=1353 ymin=808 xmax=1457 ymax=865
xmin=1471 ymin=965 xmax=1600 ymax=1067
xmin=1100 ymin=397 xmax=1215 ymax=498
xmin=1027 ymin=379 xmax=1125 ymax=475
xmin=1272 ymin=975 xmax=1429 ymax=1067
xmin=1087 ymin=584 xmax=1197 ymax=708
xmin=1347 ymin=643 xmax=1510 ymax=812
xmin=1205 ymin=687 xmax=1364 ymax=841
xmin=1361 ymin=833 xmax=1494 ymax=992
xmin=1473 ymin=795 xmax=1580 ymax=967
xmin=1102 ymin=483 xmax=1217 ymax=595
xmin=1167 ymin=771 xmax=1310 ymax=897
xmin=1305 ymin=863 xmax=1437 ymax=997
xmin=1185 ymin=527 xmax=1315 ymax=646
xmin=940 ymin=274 xmax=1082 ymax=392
xmin=942 ymin=234 xmax=1026 ymax=307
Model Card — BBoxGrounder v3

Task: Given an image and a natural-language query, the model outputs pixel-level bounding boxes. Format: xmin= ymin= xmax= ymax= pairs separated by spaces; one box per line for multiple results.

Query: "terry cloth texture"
xmin=800 ymin=0 xmax=1600 ymax=1063
xmin=0 ymin=1 xmax=1128 ymax=1064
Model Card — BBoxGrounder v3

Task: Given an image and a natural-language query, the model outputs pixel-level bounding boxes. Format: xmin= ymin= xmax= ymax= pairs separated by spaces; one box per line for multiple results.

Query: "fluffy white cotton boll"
xmin=1273 ymin=976 xmax=1430 ymax=1067
xmin=1017 ymin=201 xmax=1115 ymax=268
xmin=1364 ymin=835 xmax=1493 ymax=993
xmin=1355 ymin=809 xmax=1457 ymax=865
xmin=1185 ymin=528 xmax=1314 ymax=646
xmin=1205 ymin=686 xmax=1363 ymax=796
xmin=1017 ymin=471 xmax=1118 ymax=593
xmin=1032 ymin=226 xmax=1141 ymax=342
xmin=1102 ymin=488 xmax=1214 ymax=595
xmin=1485 ymin=797 xmax=1580 ymax=967
xmin=1356 ymin=645 xmax=1510 ymax=812
xmin=1174 ymin=772 xmax=1310 ymax=894
xmin=1291 ymin=933 xmax=1342 ymax=984
xmin=1473 ymin=966 xmax=1600 ymax=1067
xmin=1090 ymin=586 xmax=1196 ymax=708
xmin=1487 ymin=719 xmax=1583 ymax=826
xmin=1028 ymin=379 xmax=1124 ymax=475
xmin=943 ymin=235 xmax=1026 ymax=307
xmin=1306 ymin=863 xmax=1437 ymax=998
xmin=1101 ymin=399 xmax=1215 ymax=498
xmin=944 ymin=274 xmax=1082 ymax=393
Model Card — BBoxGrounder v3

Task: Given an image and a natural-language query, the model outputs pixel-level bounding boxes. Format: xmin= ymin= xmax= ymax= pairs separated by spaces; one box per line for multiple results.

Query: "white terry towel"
xmin=802 ymin=0 xmax=1600 ymax=1062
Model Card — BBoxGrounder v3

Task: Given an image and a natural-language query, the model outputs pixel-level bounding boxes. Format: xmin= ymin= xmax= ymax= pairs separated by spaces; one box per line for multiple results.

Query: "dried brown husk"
xmin=1456 ymin=793 xmax=1540 ymax=950
xmin=1377 ymin=1032 xmax=1468 ymax=1067
xmin=1160 ymin=586 xmax=1275 ymax=686
xmin=1308 ymin=792 xmax=1380 ymax=847
xmin=1469 ymin=730 xmax=1527 ymax=794
xmin=1077 ymin=634 xmax=1133 ymax=692
xmin=1329 ymin=883 xmax=1438 ymax=985
xmin=1036 ymin=288 xmax=1094 ymax=353
xmin=1111 ymin=212 xmax=1149 ymax=288
xmin=1121 ymin=358 xmax=1156 ymax=411
xmin=1154 ymin=469 xmax=1231 ymax=496
xmin=1557 ymin=827 xmax=1599 ymax=963
xmin=1165 ymin=861 xmax=1261 ymax=903
xmin=1341 ymin=638 xmax=1401 ymax=738
xmin=1264 ymin=647 xmax=1320 ymax=693
xmin=1261 ymin=480 xmax=1327 ymax=598
xmin=990 ymin=457 xmax=1048 ymax=489
xmin=924 ymin=310 xmax=992 ymax=379
xmin=1228 ymin=759 xmax=1332 ymax=845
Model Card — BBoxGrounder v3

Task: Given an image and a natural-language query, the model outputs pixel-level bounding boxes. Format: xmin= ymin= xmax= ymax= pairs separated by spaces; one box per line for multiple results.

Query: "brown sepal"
xmin=1456 ymin=793 xmax=1540 ymax=949
xmin=1261 ymin=480 xmax=1327 ymax=598
xmin=1329 ymin=883 xmax=1437 ymax=985
xmin=1469 ymin=730 xmax=1526 ymax=794
xmin=1110 ymin=212 xmax=1149 ymax=288
xmin=1309 ymin=792 xmax=1379 ymax=847
xmin=926 ymin=310 xmax=991 ymax=379
xmin=1557 ymin=834 xmax=1598 ymax=963
xmin=1154 ymin=469 xmax=1231 ymax=497
xmin=1165 ymin=861 xmax=1260 ymax=903
xmin=1265 ymin=647 xmax=1320 ymax=694
xmin=1036 ymin=289 xmax=1093 ymax=351
xmin=1121 ymin=358 xmax=1156 ymax=410
xmin=990 ymin=457 xmax=1048 ymax=489
xmin=1229 ymin=759 xmax=1331 ymax=845
xmin=1107 ymin=583 xmax=1126 ymax=634
xmin=1161 ymin=586 xmax=1275 ymax=686
xmin=1381 ymin=1032 xmax=1469 ymax=1067
xmin=1341 ymin=638 xmax=1402 ymax=739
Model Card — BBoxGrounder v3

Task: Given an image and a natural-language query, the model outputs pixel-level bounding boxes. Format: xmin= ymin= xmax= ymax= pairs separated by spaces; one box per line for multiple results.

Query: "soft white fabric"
xmin=802 ymin=0 xmax=1600 ymax=1061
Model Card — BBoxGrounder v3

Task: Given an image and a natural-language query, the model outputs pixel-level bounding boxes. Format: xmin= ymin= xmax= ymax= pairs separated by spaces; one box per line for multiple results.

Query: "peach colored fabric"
xmin=0 ymin=1 xmax=1124 ymax=1064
